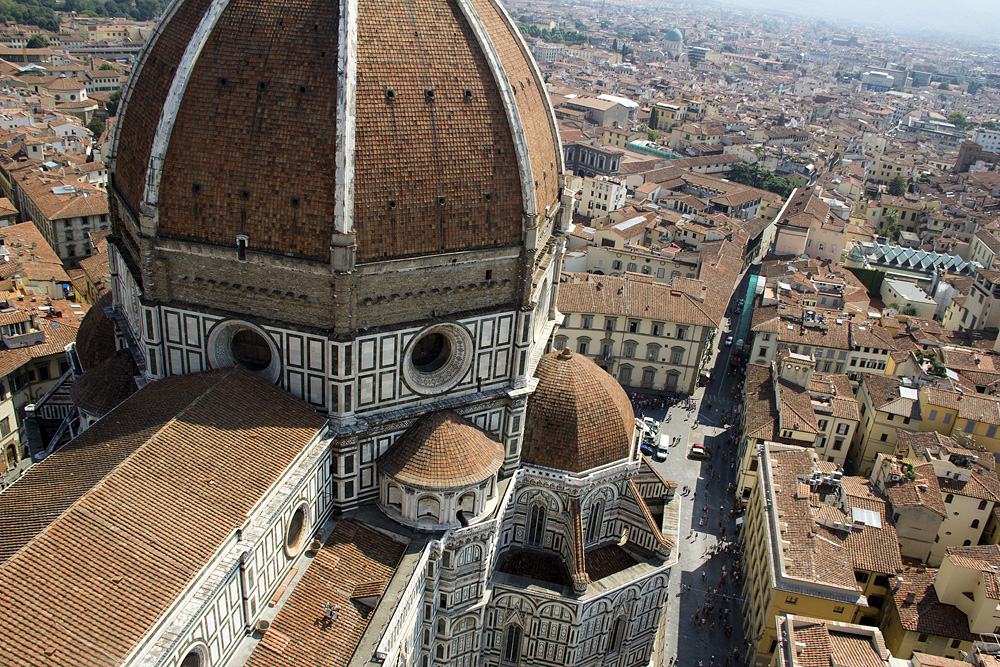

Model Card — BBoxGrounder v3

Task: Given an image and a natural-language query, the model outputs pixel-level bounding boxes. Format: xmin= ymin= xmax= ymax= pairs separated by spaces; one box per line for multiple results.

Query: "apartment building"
xmin=882 ymin=567 xmax=975 ymax=661
xmin=579 ymin=175 xmax=627 ymax=218
xmin=882 ymin=547 xmax=1000 ymax=660
xmin=852 ymin=376 xmax=1000 ymax=475
xmin=868 ymin=154 xmax=915 ymax=186
xmin=737 ymin=353 xmax=860 ymax=497
xmin=740 ymin=443 xmax=902 ymax=667
xmin=555 ymin=273 xmax=722 ymax=394
xmin=773 ymin=615 xmax=903 ymax=667
xmin=13 ymin=174 xmax=109 ymax=266
xmin=0 ymin=300 xmax=85 ymax=470
xmin=773 ymin=187 xmax=851 ymax=264
xmin=748 ymin=301 xmax=893 ymax=383
xmin=873 ymin=432 xmax=1000 ymax=566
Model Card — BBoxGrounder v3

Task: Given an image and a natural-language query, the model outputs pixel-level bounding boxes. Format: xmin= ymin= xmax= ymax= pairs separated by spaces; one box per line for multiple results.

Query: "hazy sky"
xmin=716 ymin=0 xmax=1000 ymax=45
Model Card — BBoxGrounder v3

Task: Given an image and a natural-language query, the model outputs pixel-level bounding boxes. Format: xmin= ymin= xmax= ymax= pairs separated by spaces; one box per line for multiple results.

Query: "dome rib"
xmin=111 ymin=0 xmax=564 ymax=266
xmin=378 ymin=410 xmax=504 ymax=489
xmin=522 ymin=349 xmax=634 ymax=473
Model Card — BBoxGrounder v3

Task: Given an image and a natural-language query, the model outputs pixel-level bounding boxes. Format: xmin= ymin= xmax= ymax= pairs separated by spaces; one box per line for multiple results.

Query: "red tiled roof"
xmin=890 ymin=568 xmax=975 ymax=641
xmin=0 ymin=367 xmax=326 ymax=667
xmin=378 ymin=410 xmax=504 ymax=489
xmin=245 ymin=520 xmax=407 ymax=667
xmin=523 ymin=349 xmax=633 ymax=473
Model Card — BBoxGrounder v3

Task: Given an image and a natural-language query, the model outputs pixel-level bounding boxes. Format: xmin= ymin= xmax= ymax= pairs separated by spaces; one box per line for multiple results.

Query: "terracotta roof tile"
xmin=0 ymin=367 xmax=326 ymax=667
xmin=244 ymin=520 xmax=407 ymax=667
xmin=377 ymin=410 xmax=504 ymax=489
xmin=523 ymin=349 xmax=633 ymax=473
xmin=890 ymin=568 xmax=975 ymax=641
xmin=68 ymin=348 xmax=138 ymax=417
xmin=74 ymin=291 xmax=114 ymax=371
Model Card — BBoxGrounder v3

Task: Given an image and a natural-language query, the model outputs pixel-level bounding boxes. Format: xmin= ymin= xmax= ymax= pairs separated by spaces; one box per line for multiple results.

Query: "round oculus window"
xmin=411 ymin=332 xmax=451 ymax=373
xmin=284 ymin=504 xmax=308 ymax=557
xmin=206 ymin=320 xmax=281 ymax=383
xmin=232 ymin=329 xmax=272 ymax=371
xmin=402 ymin=324 xmax=473 ymax=395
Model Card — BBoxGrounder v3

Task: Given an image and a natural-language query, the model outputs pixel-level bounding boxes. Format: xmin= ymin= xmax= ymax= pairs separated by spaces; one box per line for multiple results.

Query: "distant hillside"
xmin=0 ymin=0 xmax=166 ymax=33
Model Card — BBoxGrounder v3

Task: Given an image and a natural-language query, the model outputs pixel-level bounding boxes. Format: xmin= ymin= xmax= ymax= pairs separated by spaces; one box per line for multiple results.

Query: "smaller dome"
xmin=665 ymin=28 xmax=683 ymax=42
xmin=69 ymin=349 xmax=139 ymax=418
xmin=379 ymin=411 xmax=504 ymax=489
xmin=75 ymin=292 xmax=115 ymax=371
xmin=522 ymin=349 xmax=634 ymax=473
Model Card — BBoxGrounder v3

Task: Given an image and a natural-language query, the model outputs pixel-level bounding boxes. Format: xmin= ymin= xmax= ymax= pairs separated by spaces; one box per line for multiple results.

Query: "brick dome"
xmin=378 ymin=410 xmax=504 ymax=490
xmin=522 ymin=349 xmax=635 ymax=473
xmin=74 ymin=292 xmax=115 ymax=371
xmin=110 ymin=0 xmax=562 ymax=264
xmin=69 ymin=349 xmax=139 ymax=418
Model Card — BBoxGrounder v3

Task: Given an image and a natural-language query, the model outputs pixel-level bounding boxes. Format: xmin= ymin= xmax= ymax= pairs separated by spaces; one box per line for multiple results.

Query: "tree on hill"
xmin=938 ymin=82 xmax=950 ymax=91
xmin=26 ymin=35 xmax=48 ymax=49
xmin=887 ymin=174 xmax=907 ymax=197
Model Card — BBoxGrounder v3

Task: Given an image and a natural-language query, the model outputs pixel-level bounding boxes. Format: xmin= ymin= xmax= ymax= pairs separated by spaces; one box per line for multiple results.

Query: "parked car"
xmin=654 ymin=440 xmax=669 ymax=461
xmin=689 ymin=443 xmax=710 ymax=460
xmin=640 ymin=441 xmax=655 ymax=456
xmin=725 ymin=336 xmax=733 ymax=346
xmin=736 ymin=338 xmax=744 ymax=348
xmin=643 ymin=417 xmax=659 ymax=433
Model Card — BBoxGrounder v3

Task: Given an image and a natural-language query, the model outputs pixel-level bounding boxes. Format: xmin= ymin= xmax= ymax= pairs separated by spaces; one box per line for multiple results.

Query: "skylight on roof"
xmin=851 ymin=506 xmax=881 ymax=529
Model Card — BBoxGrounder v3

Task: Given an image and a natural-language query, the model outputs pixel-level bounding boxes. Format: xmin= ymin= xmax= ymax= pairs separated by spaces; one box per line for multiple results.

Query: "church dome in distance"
xmin=665 ymin=28 xmax=683 ymax=42
xmin=110 ymin=0 xmax=562 ymax=265
xmin=522 ymin=349 xmax=634 ymax=473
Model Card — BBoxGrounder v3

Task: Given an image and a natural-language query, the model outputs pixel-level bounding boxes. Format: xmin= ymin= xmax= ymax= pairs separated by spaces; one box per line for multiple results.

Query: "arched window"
xmin=502 ymin=624 xmax=523 ymax=665
xmin=586 ymin=500 xmax=604 ymax=543
xmin=387 ymin=484 xmax=403 ymax=512
xmin=618 ymin=364 xmax=633 ymax=384
xmin=417 ymin=496 xmax=440 ymax=523
xmin=646 ymin=344 xmax=661 ymax=361
xmin=553 ymin=336 xmax=567 ymax=351
xmin=608 ymin=617 xmax=626 ymax=654
xmin=526 ymin=504 xmax=546 ymax=546
xmin=458 ymin=491 xmax=476 ymax=515
xmin=665 ymin=371 xmax=680 ymax=388
xmin=670 ymin=346 xmax=685 ymax=365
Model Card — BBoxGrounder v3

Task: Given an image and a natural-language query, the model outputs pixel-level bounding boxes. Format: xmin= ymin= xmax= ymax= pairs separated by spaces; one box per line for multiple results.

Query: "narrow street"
xmin=637 ymin=269 xmax=757 ymax=667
